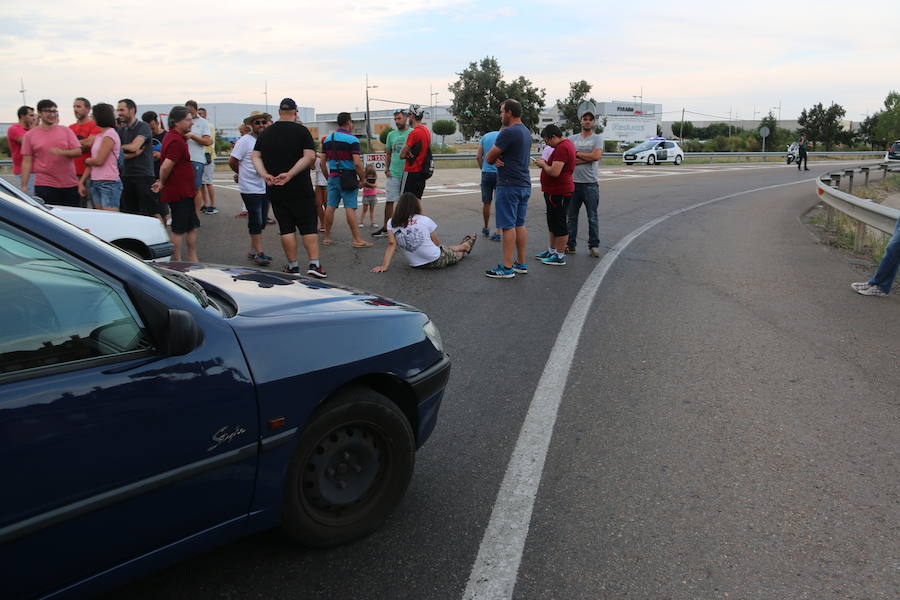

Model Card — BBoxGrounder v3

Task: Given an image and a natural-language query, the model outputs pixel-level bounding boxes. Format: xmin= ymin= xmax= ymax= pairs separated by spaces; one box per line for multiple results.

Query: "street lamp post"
xmin=365 ymin=75 xmax=378 ymax=143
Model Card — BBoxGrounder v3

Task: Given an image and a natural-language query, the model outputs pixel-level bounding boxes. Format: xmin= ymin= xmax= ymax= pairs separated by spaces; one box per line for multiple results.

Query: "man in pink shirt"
xmin=20 ymin=99 xmax=82 ymax=206
xmin=7 ymin=105 xmax=36 ymax=196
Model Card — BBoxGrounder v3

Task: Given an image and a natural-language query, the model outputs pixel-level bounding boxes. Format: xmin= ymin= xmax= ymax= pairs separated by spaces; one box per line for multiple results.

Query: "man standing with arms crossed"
xmin=184 ymin=100 xmax=213 ymax=213
xmin=20 ymin=99 xmax=82 ymax=206
xmin=70 ymin=97 xmax=101 ymax=207
xmin=476 ymin=127 xmax=502 ymax=241
xmin=252 ymin=98 xmax=326 ymax=278
xmin=117 ymin=99 xmax=161 ymax=222
xmin=567 ymin=107 xmax=603 ymax=257
xmin=484 ymin=99 xmax=532 ymax=278
xmin=398 ymin=104 xmax=431 ymax=199
xmin=374 ymin=108 xmax=410 ymax=238
xmin=8 ymin=106 xmax=36 ymax=196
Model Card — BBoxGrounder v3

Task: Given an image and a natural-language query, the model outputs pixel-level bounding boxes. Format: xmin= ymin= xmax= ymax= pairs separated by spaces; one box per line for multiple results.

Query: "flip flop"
xmin=322 ymin=239 xmax=333 ymax=246
xmin=352 ymin=241 xmax=373 ymax=248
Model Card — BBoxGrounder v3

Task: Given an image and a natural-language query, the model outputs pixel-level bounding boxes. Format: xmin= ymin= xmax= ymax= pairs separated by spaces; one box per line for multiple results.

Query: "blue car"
xmin=0 ymin=192 xmax=450 ymax=599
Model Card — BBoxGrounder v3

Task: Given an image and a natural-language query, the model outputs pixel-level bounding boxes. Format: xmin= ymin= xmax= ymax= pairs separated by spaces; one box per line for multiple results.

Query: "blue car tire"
xmin=282 ymin=386 xmax=415 ymax=547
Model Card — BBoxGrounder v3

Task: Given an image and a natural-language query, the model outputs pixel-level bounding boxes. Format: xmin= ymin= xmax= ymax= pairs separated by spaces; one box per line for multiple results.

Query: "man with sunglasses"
xmin=567 ymin=108 xmax=603 ymax=257
xmin=229 ymin=111 xmax=273 ymax=266
xmin=19 ymin=99 xmax=82 ymax=206
xmin=374 ymin=108 xmax=410 ymax=238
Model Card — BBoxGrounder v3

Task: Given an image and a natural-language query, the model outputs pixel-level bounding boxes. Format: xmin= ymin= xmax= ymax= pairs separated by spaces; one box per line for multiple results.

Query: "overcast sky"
xmin=2 ymin=0 xmax=897 ymax=126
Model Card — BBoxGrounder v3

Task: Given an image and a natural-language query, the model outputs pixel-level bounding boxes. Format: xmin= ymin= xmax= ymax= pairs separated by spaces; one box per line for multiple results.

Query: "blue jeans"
xmin=567 ymin=182 xmax=599 ymax=249
xmin=15 ymin=173 xmax=35 ymax=197
xmin=868 ymin=218 xmax=900 ymax=293
xmin=241 ymin=193 xmax=269 ymax=235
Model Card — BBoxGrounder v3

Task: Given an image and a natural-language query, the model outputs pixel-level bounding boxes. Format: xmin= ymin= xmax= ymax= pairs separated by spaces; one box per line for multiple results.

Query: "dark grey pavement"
xmin=90 ymin=161 xmax=897 ymax=599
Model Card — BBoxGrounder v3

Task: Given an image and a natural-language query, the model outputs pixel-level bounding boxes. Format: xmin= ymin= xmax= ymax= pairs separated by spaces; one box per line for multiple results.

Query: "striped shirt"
xmin=323 ymin=128 xmax=359 ymax=177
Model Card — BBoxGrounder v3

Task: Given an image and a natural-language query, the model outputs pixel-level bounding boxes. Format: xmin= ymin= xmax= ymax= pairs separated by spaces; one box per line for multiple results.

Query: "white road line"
xmin=461 ymin=177 xmax=815 ymax=600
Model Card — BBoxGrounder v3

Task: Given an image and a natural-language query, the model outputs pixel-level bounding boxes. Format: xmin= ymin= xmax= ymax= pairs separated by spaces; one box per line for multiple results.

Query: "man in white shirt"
xmin=184 ymin=100 xmax=212 ymax=213
xmin=229 ymin=110 xmax=272 ymax=266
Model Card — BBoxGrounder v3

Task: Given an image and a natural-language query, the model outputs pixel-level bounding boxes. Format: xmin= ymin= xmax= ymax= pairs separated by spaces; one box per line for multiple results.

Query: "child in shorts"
xmin=361 ymin=164 xmax=378 ymax=228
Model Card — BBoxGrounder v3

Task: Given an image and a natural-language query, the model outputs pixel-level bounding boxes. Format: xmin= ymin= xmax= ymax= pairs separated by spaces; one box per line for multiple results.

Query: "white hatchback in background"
xmin=0 ymin=177 xmax=173 ymax=261
xmin=623 ymin=137 xmax=685 ymax=166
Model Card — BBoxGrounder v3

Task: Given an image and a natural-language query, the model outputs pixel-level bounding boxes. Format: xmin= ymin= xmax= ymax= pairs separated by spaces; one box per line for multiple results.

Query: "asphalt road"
xmin=99 ymin=161 xmax=897 ymax=599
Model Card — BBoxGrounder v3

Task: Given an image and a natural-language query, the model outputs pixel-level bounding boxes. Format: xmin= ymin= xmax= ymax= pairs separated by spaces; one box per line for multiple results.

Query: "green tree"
xmin=820 ymin=102 xmax=847 ymax=150
xmin=448 ymin=56 xmax=546 ymax=138
xmin=432 ymin=120 xmax=457 ymax=145
xmin=759 ymin=111 xmax=777 ymax=135
xmin=873 ymin=90 xmax=900 ymax=145
xmin=214 ymin=128 xmax=230 ymax=155
xmin=0 ymin=136 xmax=8 ymax=158
xmin=672 ymin=120 xmax=695 ymax=139
xmin=555 ymin=80 xmax=603 ymax=135
xmin=501 ymin=75 xmax=546 ymax=134
xmin=379 ymin=127 xmax=391 ymax=145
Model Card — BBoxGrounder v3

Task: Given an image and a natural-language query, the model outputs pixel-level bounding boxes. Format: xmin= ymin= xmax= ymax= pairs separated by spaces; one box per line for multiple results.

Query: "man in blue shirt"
xmin=476 ymin=129 xmax=502 ymax=241
xmin=484 ymin=99 xmax=533 ymax=278
xmin=321 ymin=112 xmax=372 ymax=248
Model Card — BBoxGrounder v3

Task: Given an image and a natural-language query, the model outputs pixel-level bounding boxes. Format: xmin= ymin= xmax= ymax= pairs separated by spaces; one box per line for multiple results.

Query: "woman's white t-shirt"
xmin=387 ymin=214 xmax=441 ymax=267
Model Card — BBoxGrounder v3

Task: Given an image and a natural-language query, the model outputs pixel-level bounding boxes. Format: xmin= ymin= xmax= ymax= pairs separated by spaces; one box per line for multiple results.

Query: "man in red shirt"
xmin=152 ymin=106 xmax=199 ymax=262
xmin=7 ymin=105 xmax=36 ymax=196
xmin=533 ymin=124 xmax=576 ymax=266
xmin=398 ymin=104 xmax=431 ymax=199
xmin=69 ymin=97 xmax=102 ymax=207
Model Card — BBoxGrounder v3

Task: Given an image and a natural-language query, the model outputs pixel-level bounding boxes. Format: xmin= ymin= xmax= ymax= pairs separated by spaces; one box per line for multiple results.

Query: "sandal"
xmin=322 ymin=239 xmax=333 ymax=246
xmin=461 ymin=234 xmax=477 ymax=254
xmin=352 ymin=240 xmax=373 ymax=248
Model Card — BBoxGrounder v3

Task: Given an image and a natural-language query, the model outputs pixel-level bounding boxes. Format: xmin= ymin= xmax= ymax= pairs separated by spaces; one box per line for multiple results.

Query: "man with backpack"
xmin=399 ymin=104 xmax=432 ymax=199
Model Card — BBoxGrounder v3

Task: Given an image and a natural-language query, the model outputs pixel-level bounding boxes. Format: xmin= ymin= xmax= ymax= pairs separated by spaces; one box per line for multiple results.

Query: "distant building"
xmin=137 ymin=103 xmax=315 ymax=140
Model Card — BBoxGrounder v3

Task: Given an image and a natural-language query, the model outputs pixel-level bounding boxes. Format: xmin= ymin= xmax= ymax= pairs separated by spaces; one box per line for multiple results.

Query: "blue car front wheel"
xmin=282 ymin=386 xmax=415 ymax=547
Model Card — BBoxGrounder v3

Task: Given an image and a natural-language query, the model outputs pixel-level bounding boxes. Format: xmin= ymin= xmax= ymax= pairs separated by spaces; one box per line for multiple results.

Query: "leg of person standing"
xmin=581 ymin=181 xmax=601 ymax=257
xmin=566 ymin=184 xmax=584 ymax=252
xmin=853 ymin=219 xmax=900 ymax=296
xmin=323 ymin=177 xmax=340 ymax=245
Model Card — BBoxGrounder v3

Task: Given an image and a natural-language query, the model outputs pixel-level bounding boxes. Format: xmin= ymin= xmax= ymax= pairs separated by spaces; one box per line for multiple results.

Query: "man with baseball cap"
xmin=252 ymin=98 xmax=325 ymax=277
xmin=567 ymin=102 xmax=603 ymax=257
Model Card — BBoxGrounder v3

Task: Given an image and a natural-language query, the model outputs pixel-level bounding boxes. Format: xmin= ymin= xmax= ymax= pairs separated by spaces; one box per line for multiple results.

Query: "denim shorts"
xmin=480 ymin=171 xmax=497 ymax=204
xmin=201 ymin=161 xmax=214 ymax=185
xmin=191 ymin=162 xmax=205 ymax=189
xmin=326 ymin=177 xmax=359 ymax=209
xmin=92 ymin=179 xmax=122 ymax=209
xmin=494 ymin=186 xmax=531 ymax=229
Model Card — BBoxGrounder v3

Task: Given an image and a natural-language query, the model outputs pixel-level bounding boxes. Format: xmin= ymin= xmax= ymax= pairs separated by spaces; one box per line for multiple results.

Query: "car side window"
xmin=663 ymin=142 xmax=675 ymax=149
xmin=0 ymin=227 xmax=153 ymax=377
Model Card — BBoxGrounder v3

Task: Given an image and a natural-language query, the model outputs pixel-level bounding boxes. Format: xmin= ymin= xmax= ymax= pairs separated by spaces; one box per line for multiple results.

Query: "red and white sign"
xmin=364 ymin=153 xmax=387 ymax=170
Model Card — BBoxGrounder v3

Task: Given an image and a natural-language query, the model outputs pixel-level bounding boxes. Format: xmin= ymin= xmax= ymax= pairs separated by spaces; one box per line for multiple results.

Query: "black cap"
xmin=279 ymin=98 xmax=297 ymax=111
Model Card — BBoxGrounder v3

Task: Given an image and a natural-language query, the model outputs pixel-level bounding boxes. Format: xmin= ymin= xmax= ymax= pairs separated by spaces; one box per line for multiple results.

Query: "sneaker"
xmin=247 ymin=250 xmax=258 ymax=260
xmin=481 ymin=228 xmax=490 ymax=237
xmin=856 ymin=285 xmax=888 ymax=297
xmin=535 ymin=249 xmax=553 ymax=260
xmin=589 ymin=247 xmax=601 ymax=258
xmin=254 ymin=253 xmax=272 ymax=266
xmin=283 ymin=265 xmax=300 ymax=274
xmin=513 ymin=262 xmax=528 ymax=274
xmin=200 ymin=205 xmax=209 ymax=213
xmin=485 ymin=264 xmax=515 ymax=278
xmin=564 ymin=246 xmax=576 ymax=254
xmin=207 ymin=206 xmax=219 ymax=214
xmin=540 ymin=254 xmax=566 ymax=266
xmin=372 ymin=223 xmax=381 ymax=229
xmin=490 ymin=233 xmax=502 ymax=242
xmin=266 ymin=217 xmax=276 ymax=225
xmin=307 ymin=263 xmax=328 ymax=278
xmin=850 ymin=282 xmax=872 ymax=291
xmin=372 ymin=228 xmax=388 ymax=238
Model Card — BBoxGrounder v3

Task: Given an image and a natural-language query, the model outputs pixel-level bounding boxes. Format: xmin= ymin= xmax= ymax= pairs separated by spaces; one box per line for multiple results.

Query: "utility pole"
xmin=19 ymin=77 xmax=26 ymax=105
xmin=679 ymin=108 xmax=685 ymax=144
xmin=365 ymin=74 xmax=378 ymax=143
xmin=262 ymin=81 xmax=268 ymax=115
xmin=772 ymin=100 xmax=782 ymax=123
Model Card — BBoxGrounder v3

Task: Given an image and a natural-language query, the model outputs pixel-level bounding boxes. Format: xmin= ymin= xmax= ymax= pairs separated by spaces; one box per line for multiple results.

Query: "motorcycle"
xmin=786 ymin=142 xmax=798 ymax=165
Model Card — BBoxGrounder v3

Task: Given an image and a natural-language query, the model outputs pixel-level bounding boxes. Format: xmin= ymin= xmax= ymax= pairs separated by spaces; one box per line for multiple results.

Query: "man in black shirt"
xmin=117 ymin=99 xmax=162 ymax=222
xmin=252 ymin=98 xmax=324 ymax=277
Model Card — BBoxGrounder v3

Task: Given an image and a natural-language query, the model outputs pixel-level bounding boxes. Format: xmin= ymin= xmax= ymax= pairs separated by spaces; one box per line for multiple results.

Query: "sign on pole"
xmin=363 ymin=153 xmax=387 ymax=170
xmin=758 ymin=126 xmax=770 ymax=160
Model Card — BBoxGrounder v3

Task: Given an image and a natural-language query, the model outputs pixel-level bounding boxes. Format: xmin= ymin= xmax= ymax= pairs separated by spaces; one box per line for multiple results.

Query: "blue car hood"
xmin=157 ymin=263 xmax=410 ymax=318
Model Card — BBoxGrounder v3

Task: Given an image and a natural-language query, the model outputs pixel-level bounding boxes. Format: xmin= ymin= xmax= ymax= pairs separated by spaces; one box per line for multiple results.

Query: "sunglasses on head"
xmin=393 ymin=109 xmax=407 ymax=114
xmin=253 ymin=119 xmax=270 ymax=125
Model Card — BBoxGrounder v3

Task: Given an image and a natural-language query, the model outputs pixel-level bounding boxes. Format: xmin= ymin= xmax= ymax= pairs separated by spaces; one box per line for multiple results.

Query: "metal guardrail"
xmin=816 ymin=162 xmax=900 ymax=250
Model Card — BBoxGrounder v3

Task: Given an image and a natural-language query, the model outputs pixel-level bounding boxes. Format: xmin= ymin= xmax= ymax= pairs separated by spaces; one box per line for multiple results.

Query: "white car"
xmin=0 ymin=177 xmax=172 ymax=261
xmin=886 ymin=140 xmax=900 ymax=162
xmin=623 ymin=137 xmax=685 ymax=166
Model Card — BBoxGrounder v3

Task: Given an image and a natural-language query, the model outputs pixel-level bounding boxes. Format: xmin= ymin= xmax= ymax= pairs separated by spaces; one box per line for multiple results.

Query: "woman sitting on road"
xmin=371 ymin=192 xmax=476 ymax=272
